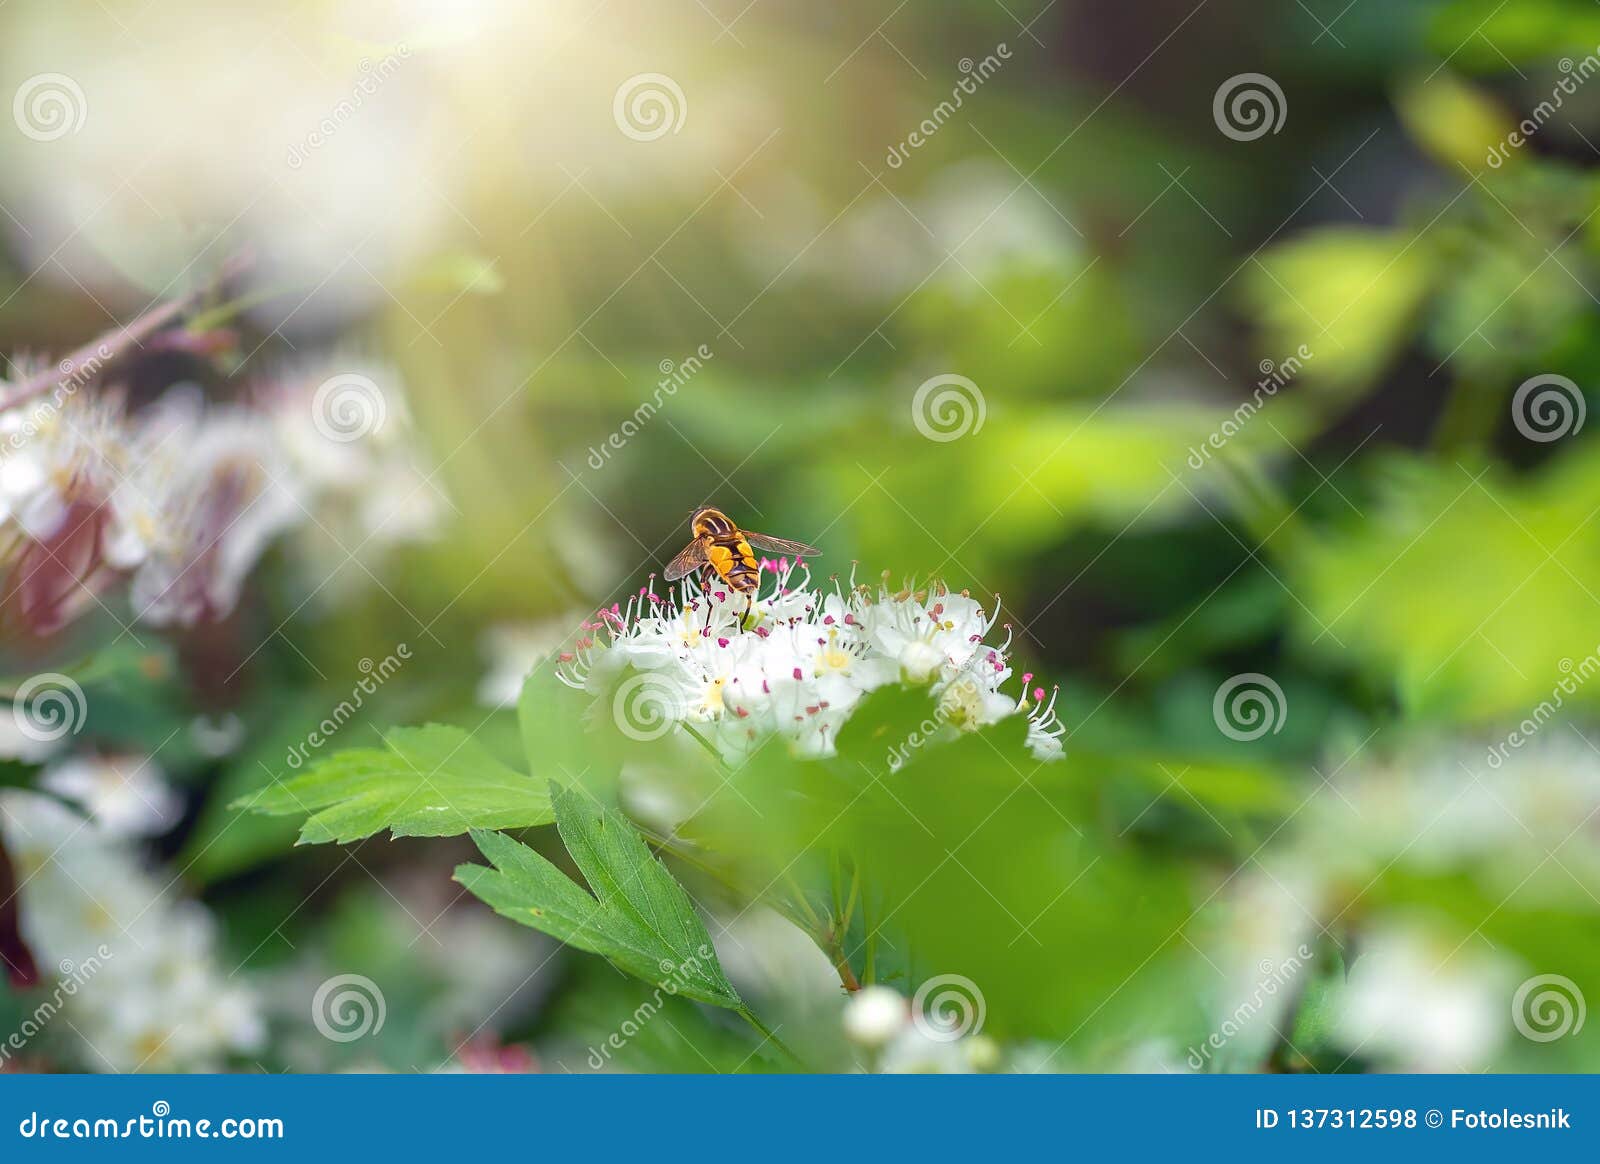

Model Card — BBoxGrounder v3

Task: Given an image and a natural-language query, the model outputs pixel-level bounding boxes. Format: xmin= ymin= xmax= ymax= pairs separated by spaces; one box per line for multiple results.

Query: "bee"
xmin=662 ymin=506 xmax=819 ymax=614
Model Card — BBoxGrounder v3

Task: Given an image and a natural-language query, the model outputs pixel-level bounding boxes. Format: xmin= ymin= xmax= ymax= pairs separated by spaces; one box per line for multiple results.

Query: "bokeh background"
xmin=2 ymin=0 xmax=1600 ymax=1072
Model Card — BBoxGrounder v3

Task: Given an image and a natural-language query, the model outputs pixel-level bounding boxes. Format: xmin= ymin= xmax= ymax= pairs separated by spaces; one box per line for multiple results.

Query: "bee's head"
xmin=690 ymin=506 xmax=732 ymax=536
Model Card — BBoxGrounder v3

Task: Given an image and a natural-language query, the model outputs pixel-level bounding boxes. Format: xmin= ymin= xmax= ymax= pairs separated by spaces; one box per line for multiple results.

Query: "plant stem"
xmin=781 ymin=869 xmax=824 ymax=932
xmin=679 ymin=723 xmax=726 ymax=765
xmin=825 ymin=851 xmax=861 ymax=992
xmin=829 ymin=849 xmax=845 ymax=922
xmin=0 ymin=252 xmax=252 ymax=411
xmin=862 ymin=886 xmax=878 ymax=986
xmin=830 ymin=944 xmax=862 ymax=992
xmin=841 ymin=864 xmax=860 ymax=936
xmin=185 ymin=280 xmax=299 ymax=333
xmin=735 ymin=1005 xmax=802 ymax=1067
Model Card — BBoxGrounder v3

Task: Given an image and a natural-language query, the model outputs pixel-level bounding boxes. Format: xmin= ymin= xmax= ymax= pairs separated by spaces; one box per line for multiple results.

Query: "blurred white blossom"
xmin=1336 ymin=922 xmax=1513 ymax=1072
xmin=40 ymin=753 xmax=180 ymax=838
xmin=0 ymin=354 xmax=438 ymax=632
xmin=0 ymin=790 xmax=264 ymax=1070
xmin=1298 ymin=733 xmax=1600 ymax=893
xmin=476 ymin=618 xmax=583 ymax=709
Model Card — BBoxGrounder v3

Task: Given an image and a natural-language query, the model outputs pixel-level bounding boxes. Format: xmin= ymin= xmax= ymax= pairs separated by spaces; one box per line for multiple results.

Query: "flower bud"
xmin=842 ymin=985 xmax=908 ymax=1048
xmin=899 ymin=640 xmax=944 ymax=684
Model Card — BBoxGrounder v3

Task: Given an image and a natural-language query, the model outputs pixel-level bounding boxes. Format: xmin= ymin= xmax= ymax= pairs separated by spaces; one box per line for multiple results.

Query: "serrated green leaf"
xmin=455 ymin=785 xmax=741 ymax=1009
xmin=237 ymin=724 xmax=552 ymax=844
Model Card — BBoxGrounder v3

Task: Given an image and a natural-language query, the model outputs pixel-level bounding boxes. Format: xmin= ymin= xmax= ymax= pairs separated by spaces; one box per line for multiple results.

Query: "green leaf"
xmin=518 ymin=661 xmax=607 ymax=788
xmin=543 ymin=975 xmax=777 ymax=1073
xmin=1292 ymin=455 xmax=1600 ymax=721
xmin=455 ymin=785 xmax=741 ymax=1009
xmin=1242 ymin=227 xmax=1432 ymax=393
xmin=237 ymin=724 xmax=553 ymax=844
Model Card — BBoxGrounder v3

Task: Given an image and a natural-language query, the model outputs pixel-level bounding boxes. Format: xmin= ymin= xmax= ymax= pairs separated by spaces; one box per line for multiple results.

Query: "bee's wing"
xmin=662 ymin=538 xmax=710 ymax=581
xmin=744 ymin=532 xmax=821 ymax=559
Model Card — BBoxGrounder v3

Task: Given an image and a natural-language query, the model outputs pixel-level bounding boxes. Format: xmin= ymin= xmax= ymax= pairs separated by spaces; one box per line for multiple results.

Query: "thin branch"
xmin=0 ymin=251 xmax=253 ymax=411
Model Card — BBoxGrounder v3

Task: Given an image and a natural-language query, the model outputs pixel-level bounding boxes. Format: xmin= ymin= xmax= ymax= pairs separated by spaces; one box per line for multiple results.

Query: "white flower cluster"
xmin=558 ymin=560 xmax=1064 ymax=764
xmin=0 ymin=356 xmax=437 ymax=631
xmin=0 ymin=790 xmax=263 ymax=1070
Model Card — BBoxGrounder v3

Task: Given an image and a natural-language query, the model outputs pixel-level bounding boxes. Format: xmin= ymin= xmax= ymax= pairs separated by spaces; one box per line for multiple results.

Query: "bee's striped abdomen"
xmin=706 ymin=533 xmax=761 ymax=593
